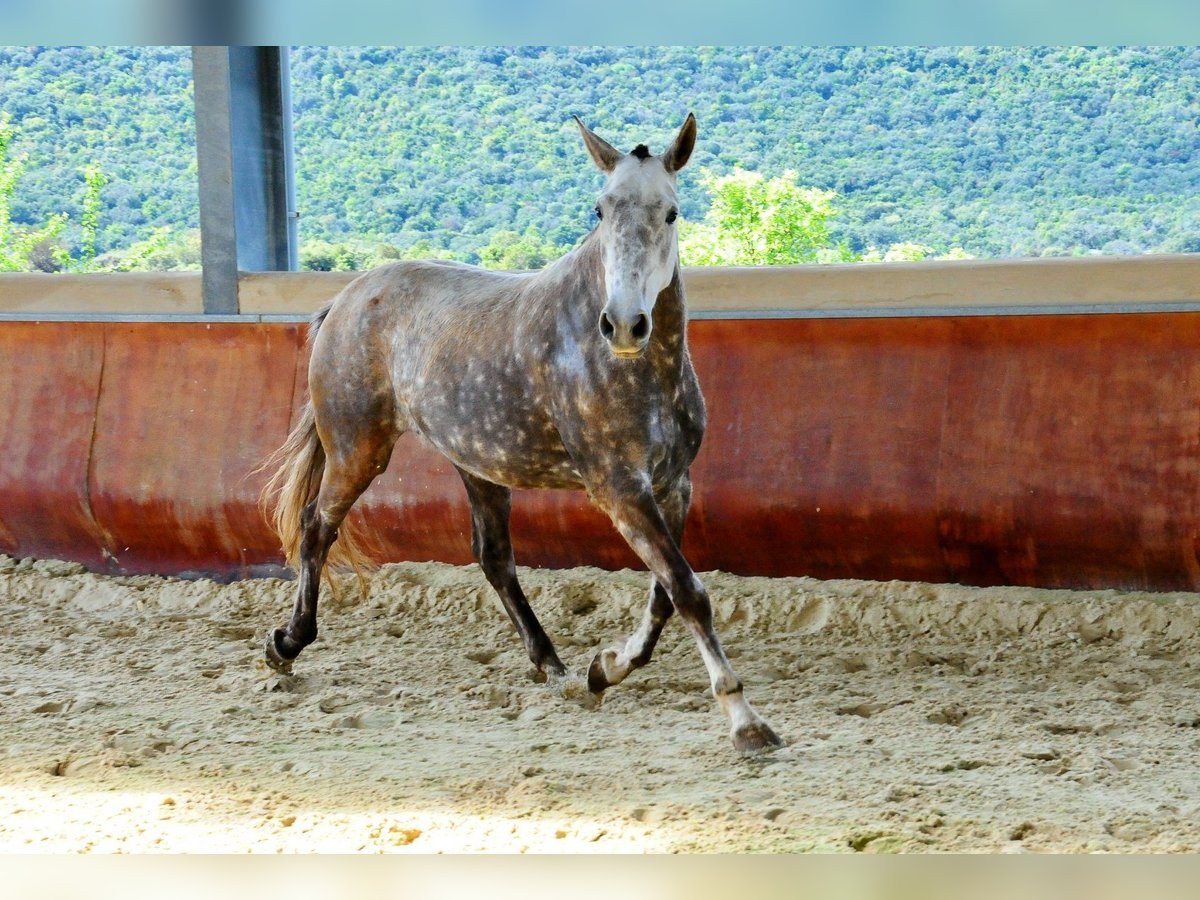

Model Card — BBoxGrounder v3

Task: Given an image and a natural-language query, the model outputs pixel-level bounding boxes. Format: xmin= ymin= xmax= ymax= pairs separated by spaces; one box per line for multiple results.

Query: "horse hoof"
xmin=264 ymin=629 xmax=295 ymax=675
xmin=732 ymin=721 xmax=784 ymax=757
xmin=586 ymin=651 xmax=613 ymax=694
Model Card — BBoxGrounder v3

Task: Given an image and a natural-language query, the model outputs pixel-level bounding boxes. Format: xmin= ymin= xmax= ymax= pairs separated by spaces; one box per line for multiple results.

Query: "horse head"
xmin=574 ymin=113 xmax=696 ymax=359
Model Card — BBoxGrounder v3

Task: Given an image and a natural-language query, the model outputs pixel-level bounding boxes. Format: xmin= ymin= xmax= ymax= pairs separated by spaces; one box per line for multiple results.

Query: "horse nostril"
xmin=599 ymin=312 xmax=615 ymax=341
xmin=631 ymin=314 xmax=650 ymax=341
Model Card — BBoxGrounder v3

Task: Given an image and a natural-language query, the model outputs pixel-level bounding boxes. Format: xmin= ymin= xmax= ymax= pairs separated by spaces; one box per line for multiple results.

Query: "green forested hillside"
xmin=0 ymin=46 xmax=198 ymax=259
xmin=1 ymin=45 xmax=1198 ymax=269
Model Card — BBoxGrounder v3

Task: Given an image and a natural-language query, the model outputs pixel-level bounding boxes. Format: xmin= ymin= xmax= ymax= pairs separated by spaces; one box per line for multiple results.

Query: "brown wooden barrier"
xmin=0 ymin=323 xmax=109 ymax=567
xmin=88 ymin=323 xmax=302 ymax=574
xmin=1 ymin=313 xmax=1199 ymax=590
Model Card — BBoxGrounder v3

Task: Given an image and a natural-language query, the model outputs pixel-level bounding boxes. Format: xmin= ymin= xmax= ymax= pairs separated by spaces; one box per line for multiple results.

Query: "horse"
xmin=261 ymin=114 xmax=782 ymax=755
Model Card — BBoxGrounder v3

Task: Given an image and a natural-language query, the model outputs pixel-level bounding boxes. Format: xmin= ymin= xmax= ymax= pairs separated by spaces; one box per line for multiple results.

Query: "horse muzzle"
xmin=599 ymin=307 xmax=652 ymax=358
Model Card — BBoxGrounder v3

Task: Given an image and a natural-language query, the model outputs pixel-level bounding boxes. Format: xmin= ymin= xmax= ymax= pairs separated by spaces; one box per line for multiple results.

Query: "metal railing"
xmin=2 ymin=253 xmax=1199 ymax=323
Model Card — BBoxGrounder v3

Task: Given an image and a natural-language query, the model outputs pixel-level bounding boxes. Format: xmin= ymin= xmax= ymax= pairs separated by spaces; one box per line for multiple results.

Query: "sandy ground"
xmin=4 ymin=553 xmax=1200 ymax=853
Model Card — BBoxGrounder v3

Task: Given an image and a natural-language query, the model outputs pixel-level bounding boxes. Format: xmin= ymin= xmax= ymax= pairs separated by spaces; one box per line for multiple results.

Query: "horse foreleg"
xmin=458 ymin=468 xmax=567 ymax=678
xmin=587 ymin=476 xmax=689 ymax=693
xmin=592 ymin=476 xmax=782 ymax=755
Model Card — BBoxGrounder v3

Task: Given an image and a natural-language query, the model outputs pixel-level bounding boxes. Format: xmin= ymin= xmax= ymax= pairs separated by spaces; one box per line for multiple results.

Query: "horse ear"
xmin=574 ymin=116 xmax=622 ymax=173
xmin=664 ymin=113 xmax=697 ymax=173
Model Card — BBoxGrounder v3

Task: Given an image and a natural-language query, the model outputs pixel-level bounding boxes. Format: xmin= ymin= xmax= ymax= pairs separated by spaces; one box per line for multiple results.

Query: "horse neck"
xmin=653 ymin=267 xmax=689 ymax=359
xmin=518 ymin=233 xmax=601 ymax=341
xmin=527 ymin=233 xmax=690 ymax=365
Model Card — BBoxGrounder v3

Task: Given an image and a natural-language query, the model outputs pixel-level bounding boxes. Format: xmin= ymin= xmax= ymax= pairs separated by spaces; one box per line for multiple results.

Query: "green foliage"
xmin=680 ymin=169 xmax=855 ymax=265
xmin=281 ymin=46 xmax=1200 ymax=262
xmin=860 ymin=242 xmax=935 ymax=263
xmin=0 ymin=47 xmax=198 ymax=263
xmin=2 ymin=46 xmax=1199 ymax=270
xmin=76 ymin=165 xmax=108 ymax=269
xmin=679 ymin=169 xmax=976 ymax=266
xmin=1 ymin=113 xmax=157 ymax=272
xmin=0 ymin=114 xmax=68 ymax=271
xmin=390 ymin=239 xmax=460 ymax=262
xmin=300 ymin=239 xmax=368 ymax=271
xmin=91 ymin=226 xmax=179 ymax=271
xmin=478 ymin=227 xmax=572 ymax=270
xmin=297 ymin=237 xmax=466 ymax=271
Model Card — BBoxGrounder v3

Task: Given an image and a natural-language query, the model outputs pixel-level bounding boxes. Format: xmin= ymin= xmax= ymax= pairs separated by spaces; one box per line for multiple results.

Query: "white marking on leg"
xmin=683 ymin=610 xmax=775 ymax=742
xmin=691 ymin=630 xmax=741 ymax=698
xmin=598 ymin=602 xmax=661 ymax=686
xmin=717 ymin=689 xmax=767 ymax=735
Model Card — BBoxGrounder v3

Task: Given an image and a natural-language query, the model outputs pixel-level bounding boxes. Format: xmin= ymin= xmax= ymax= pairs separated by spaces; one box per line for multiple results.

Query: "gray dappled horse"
xmin=263 ymin=115 xmax=782 ymax=754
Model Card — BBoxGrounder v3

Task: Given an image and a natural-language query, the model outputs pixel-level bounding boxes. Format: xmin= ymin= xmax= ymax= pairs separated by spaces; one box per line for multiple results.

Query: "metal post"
xmin=192 ymin=46 xmax=298 ymax=315
xmin=278 ymin=48 xmax=300 ymax=272
xmin=193 ymin=46 xmax=239 ymax=314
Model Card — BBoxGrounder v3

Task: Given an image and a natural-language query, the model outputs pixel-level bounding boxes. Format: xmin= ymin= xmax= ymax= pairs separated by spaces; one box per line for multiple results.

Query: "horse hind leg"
xmin=587 ymin=477 xmax=690 ymax=693
xmin=266 ymin=430 xmax=398 ymax=673
xmin=266 ymin=498 xmax=335 ymax=671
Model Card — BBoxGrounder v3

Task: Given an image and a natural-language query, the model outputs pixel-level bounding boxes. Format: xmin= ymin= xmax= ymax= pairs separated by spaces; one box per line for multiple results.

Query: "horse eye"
xmin=666 ymin=208 xmax=678 ymax=224
xmin=594 ymin=205 xmax=603 ymax=221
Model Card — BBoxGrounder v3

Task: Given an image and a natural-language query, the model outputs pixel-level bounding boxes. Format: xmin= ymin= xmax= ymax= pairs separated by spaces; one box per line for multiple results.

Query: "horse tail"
xmin=308 ymin=300 xmax=333 ymax=343
xmin=260 ymin=400 xmax=324 ymax=571
xmin=260 ymin=302 xmax=374 ymax=580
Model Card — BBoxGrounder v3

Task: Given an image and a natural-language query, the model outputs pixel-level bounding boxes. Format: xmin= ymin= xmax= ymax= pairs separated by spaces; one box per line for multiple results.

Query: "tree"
xmin=478 ymin=227 xmax=570 ymax=270
xmin=6 ymin=47 xmax=1198 ymax=266
xmin=0 ymin=115 xmax=120 ymax=272
xmin=76 ymin=164 xmax=108 ymax=270
xmin=299 ymin=240 xmax=366 ymax=271
xmin=0 ymin=115 xmax=68 ymax=271
xmin=679 ymin=168 xmax=856 ymax=265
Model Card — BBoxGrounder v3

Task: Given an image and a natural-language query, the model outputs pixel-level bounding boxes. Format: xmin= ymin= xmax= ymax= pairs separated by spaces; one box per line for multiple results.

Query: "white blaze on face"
xmin=596 ymin=154 xmax=679 ymax=342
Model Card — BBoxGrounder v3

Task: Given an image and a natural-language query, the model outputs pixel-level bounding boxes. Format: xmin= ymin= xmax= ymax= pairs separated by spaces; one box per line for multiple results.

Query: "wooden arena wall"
xmin=2 ymin=254 xmax=1199 ymax=590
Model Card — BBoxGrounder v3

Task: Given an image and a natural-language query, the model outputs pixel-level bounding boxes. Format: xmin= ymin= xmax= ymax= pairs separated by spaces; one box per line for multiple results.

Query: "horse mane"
xmin=630 ymin=144 xmax=652 ymax=160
